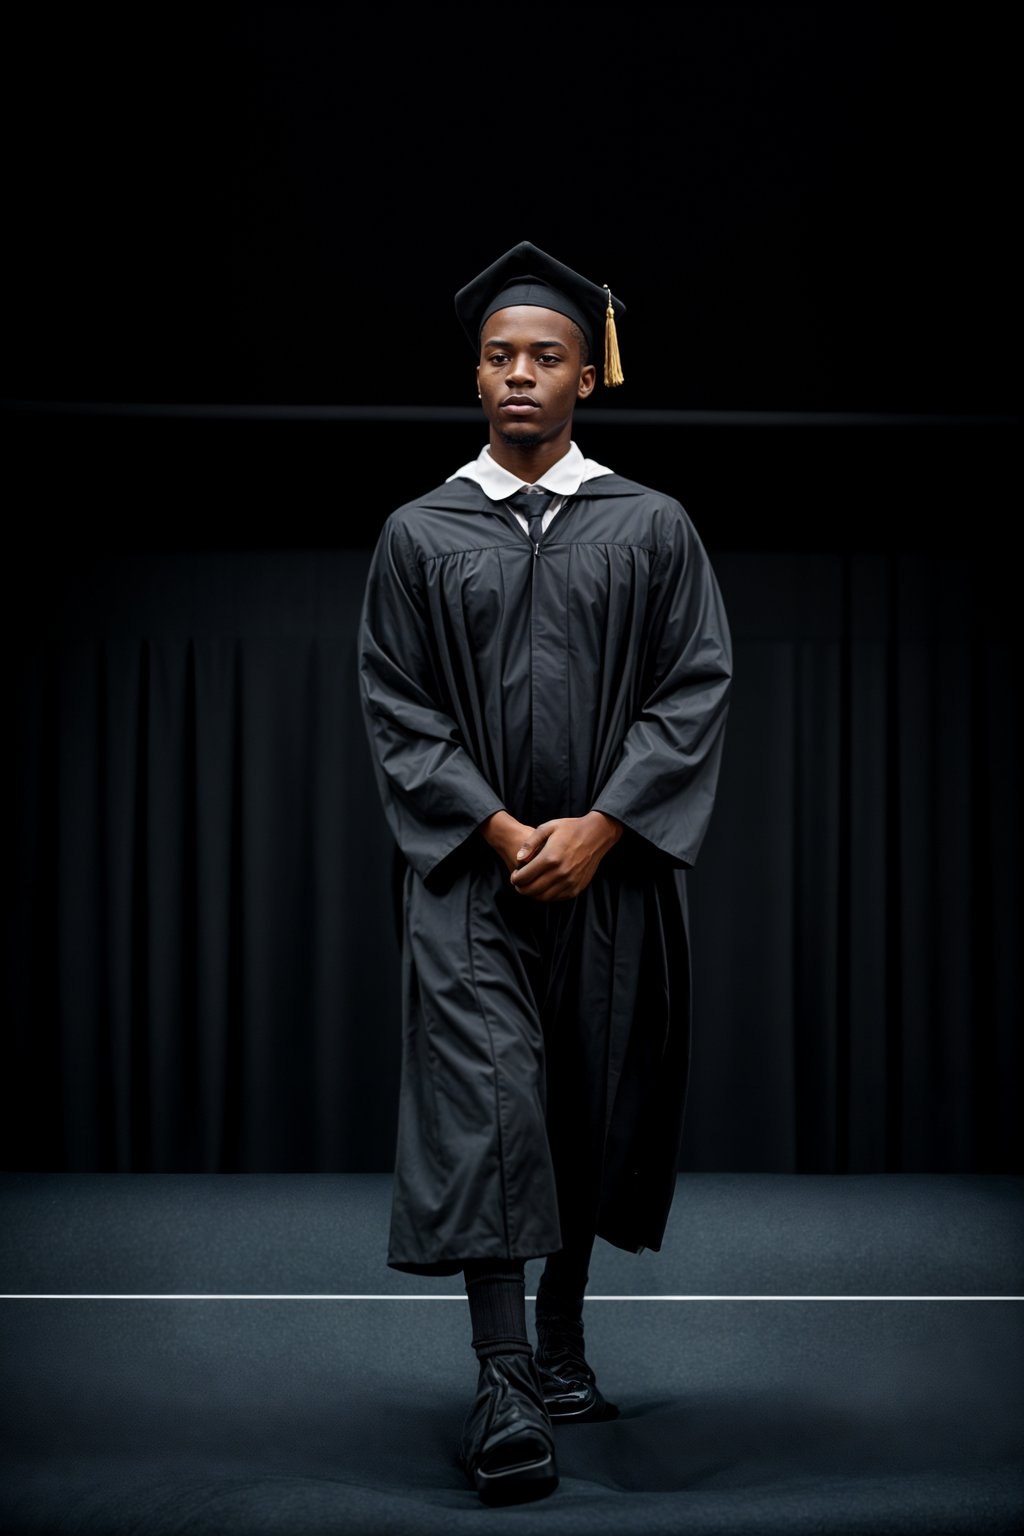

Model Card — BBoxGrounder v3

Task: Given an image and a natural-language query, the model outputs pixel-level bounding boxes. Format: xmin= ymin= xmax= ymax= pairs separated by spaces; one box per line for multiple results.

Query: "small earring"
xmin=477 ymin=391 xmax=481 ymax=399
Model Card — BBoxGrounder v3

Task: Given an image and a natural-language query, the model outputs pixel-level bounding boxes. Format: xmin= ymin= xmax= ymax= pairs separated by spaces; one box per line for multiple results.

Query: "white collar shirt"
xmin=446 ymin=441 xmax=613 ymax=534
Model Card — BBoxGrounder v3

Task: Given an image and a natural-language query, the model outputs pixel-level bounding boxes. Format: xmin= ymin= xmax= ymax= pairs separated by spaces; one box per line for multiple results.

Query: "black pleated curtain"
xmin=4 ymin=548 xmax=1019 ymax=1172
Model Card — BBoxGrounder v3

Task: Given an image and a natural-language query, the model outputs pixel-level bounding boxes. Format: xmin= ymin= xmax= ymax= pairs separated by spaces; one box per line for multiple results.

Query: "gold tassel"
xmin=603 ymin=284 xmax=624 ymax=387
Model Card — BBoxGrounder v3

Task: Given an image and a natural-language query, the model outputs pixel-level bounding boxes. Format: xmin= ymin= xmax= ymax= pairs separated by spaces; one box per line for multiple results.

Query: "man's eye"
xmin=488 ymin=353 xmax=509 ymax=364
xmin=538 ymin=354 xmax=561 ymax=364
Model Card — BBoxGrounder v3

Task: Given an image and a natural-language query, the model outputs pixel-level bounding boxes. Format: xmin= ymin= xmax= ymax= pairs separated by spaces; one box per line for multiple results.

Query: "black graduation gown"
xmin=358 ymin=472 xmax=732 ymax=1275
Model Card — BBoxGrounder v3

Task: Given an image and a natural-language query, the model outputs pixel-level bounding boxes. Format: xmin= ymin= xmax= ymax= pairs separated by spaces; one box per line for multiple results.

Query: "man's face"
xmin=476 ymin=305 xmax=596 ymax=447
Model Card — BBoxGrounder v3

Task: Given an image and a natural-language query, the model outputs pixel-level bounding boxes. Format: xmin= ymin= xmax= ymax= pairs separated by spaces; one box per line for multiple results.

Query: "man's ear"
xmin=577 ymin=364 xmax=597 ymax=400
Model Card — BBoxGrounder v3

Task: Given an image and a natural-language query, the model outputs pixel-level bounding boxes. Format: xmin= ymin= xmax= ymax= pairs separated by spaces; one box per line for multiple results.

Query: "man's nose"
xmin=505 ymin=351 xmax=536 ymax=386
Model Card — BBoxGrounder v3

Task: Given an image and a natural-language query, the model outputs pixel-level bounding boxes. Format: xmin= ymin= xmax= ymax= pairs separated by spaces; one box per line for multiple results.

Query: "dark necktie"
xmin=506 ymin=488 xmax=556 ymax=549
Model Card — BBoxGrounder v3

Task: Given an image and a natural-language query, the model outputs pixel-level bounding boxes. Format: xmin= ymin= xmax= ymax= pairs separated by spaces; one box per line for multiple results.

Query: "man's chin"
xmin=496 ymin=423 xmax=544 ymax=449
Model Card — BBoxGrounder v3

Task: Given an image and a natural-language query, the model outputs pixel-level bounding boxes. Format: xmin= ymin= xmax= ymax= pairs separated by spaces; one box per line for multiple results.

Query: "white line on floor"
xmin=0 ymin=1294 xmax=1021 ymax=1301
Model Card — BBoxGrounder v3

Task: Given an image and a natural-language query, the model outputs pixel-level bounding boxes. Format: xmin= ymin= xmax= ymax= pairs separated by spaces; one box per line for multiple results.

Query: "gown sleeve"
xmin=358 ymin=511 xmax=505 ymax=881
xmin=591 ymin=502 xmax=732 ymax=867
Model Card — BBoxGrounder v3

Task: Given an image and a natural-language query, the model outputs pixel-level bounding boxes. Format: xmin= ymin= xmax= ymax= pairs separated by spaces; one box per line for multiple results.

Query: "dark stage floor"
xmin=1 ymin=1173 xmax=1022 ymax=1534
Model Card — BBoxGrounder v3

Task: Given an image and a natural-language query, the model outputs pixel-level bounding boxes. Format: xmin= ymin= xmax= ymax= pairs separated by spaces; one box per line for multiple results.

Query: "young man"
xmin=358 ymin=241 xmax=732 ymax=1505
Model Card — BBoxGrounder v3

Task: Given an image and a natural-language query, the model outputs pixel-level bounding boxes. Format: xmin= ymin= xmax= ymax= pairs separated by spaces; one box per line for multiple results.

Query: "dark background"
xmin=3 ymin=5 xmax=1019 ymax=1174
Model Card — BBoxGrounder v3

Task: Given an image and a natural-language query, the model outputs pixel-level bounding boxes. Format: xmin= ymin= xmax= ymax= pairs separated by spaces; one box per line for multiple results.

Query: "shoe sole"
xmin=547 ymin=1395 xmax=620 ymax=1424
xmin=473 ymin=1448 xmax=559 ymax=1505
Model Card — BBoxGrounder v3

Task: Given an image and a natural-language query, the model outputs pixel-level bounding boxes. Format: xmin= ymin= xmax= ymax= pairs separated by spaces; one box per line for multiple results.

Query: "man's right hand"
xmin=478 ymin=810 xmax=544 ymax=876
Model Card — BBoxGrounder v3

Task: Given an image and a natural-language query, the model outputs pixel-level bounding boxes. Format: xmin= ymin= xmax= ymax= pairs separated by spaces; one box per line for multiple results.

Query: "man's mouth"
xmin=499 ymin=396 xmax=540 ymax=415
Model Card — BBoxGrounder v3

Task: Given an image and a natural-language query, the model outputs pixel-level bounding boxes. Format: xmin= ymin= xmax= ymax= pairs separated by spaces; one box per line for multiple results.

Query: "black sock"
xmin=537 ymin=1228 xmax=596 ymax=1321
xmin=463 ymin=1258 xmax=531 ymax=1360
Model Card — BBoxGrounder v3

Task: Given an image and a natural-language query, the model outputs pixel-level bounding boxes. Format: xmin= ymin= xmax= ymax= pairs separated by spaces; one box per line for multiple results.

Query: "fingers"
xmin=512 ymin=849 xmax=594 ymax=900
xmin=517 ymin=872 xmax=581 ymax=902
xmin=514 ymin=819 xmax=557 ymax=865
xmin=510 ymin=830 xmax=558 ymax=887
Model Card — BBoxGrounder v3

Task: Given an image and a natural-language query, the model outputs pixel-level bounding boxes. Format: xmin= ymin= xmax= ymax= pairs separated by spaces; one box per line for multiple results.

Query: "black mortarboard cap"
xmin=454 ymin=240 xmax=625 ymax=386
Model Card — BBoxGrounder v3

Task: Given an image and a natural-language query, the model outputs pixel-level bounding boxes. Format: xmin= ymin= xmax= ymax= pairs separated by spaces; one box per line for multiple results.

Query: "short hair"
xmin=569 ymin=319 xmax=590 ymax=368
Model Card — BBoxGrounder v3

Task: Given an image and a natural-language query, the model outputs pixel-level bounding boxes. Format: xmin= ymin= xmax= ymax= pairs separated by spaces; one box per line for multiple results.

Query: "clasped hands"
xmin=480 ymin=809 xmax=623 ymax=902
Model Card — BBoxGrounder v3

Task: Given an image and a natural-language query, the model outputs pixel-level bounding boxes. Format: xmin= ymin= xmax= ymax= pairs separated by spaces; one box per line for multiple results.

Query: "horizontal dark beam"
xmin=3 ymin=399 xmax=1016 ymax=427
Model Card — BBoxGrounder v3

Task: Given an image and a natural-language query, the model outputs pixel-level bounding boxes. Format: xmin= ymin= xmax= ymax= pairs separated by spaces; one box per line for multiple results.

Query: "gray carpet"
xmin=1 ymin=1174 xmax=1022 ymax=1534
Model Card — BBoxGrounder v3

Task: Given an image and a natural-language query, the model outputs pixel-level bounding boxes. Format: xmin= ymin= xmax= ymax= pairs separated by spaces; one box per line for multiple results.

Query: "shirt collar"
xmin=446 ymin=441 xmax=612 ymax=499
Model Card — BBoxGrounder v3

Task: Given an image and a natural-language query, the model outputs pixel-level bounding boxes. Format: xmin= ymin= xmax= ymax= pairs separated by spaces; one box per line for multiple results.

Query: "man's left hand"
xmin=509 ymin=811 xmax=624 ymax=902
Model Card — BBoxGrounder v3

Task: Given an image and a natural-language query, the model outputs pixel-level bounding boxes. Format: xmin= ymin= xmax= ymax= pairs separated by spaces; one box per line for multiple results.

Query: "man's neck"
xmin=486 ymin=427 xmax=574 ymax=483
